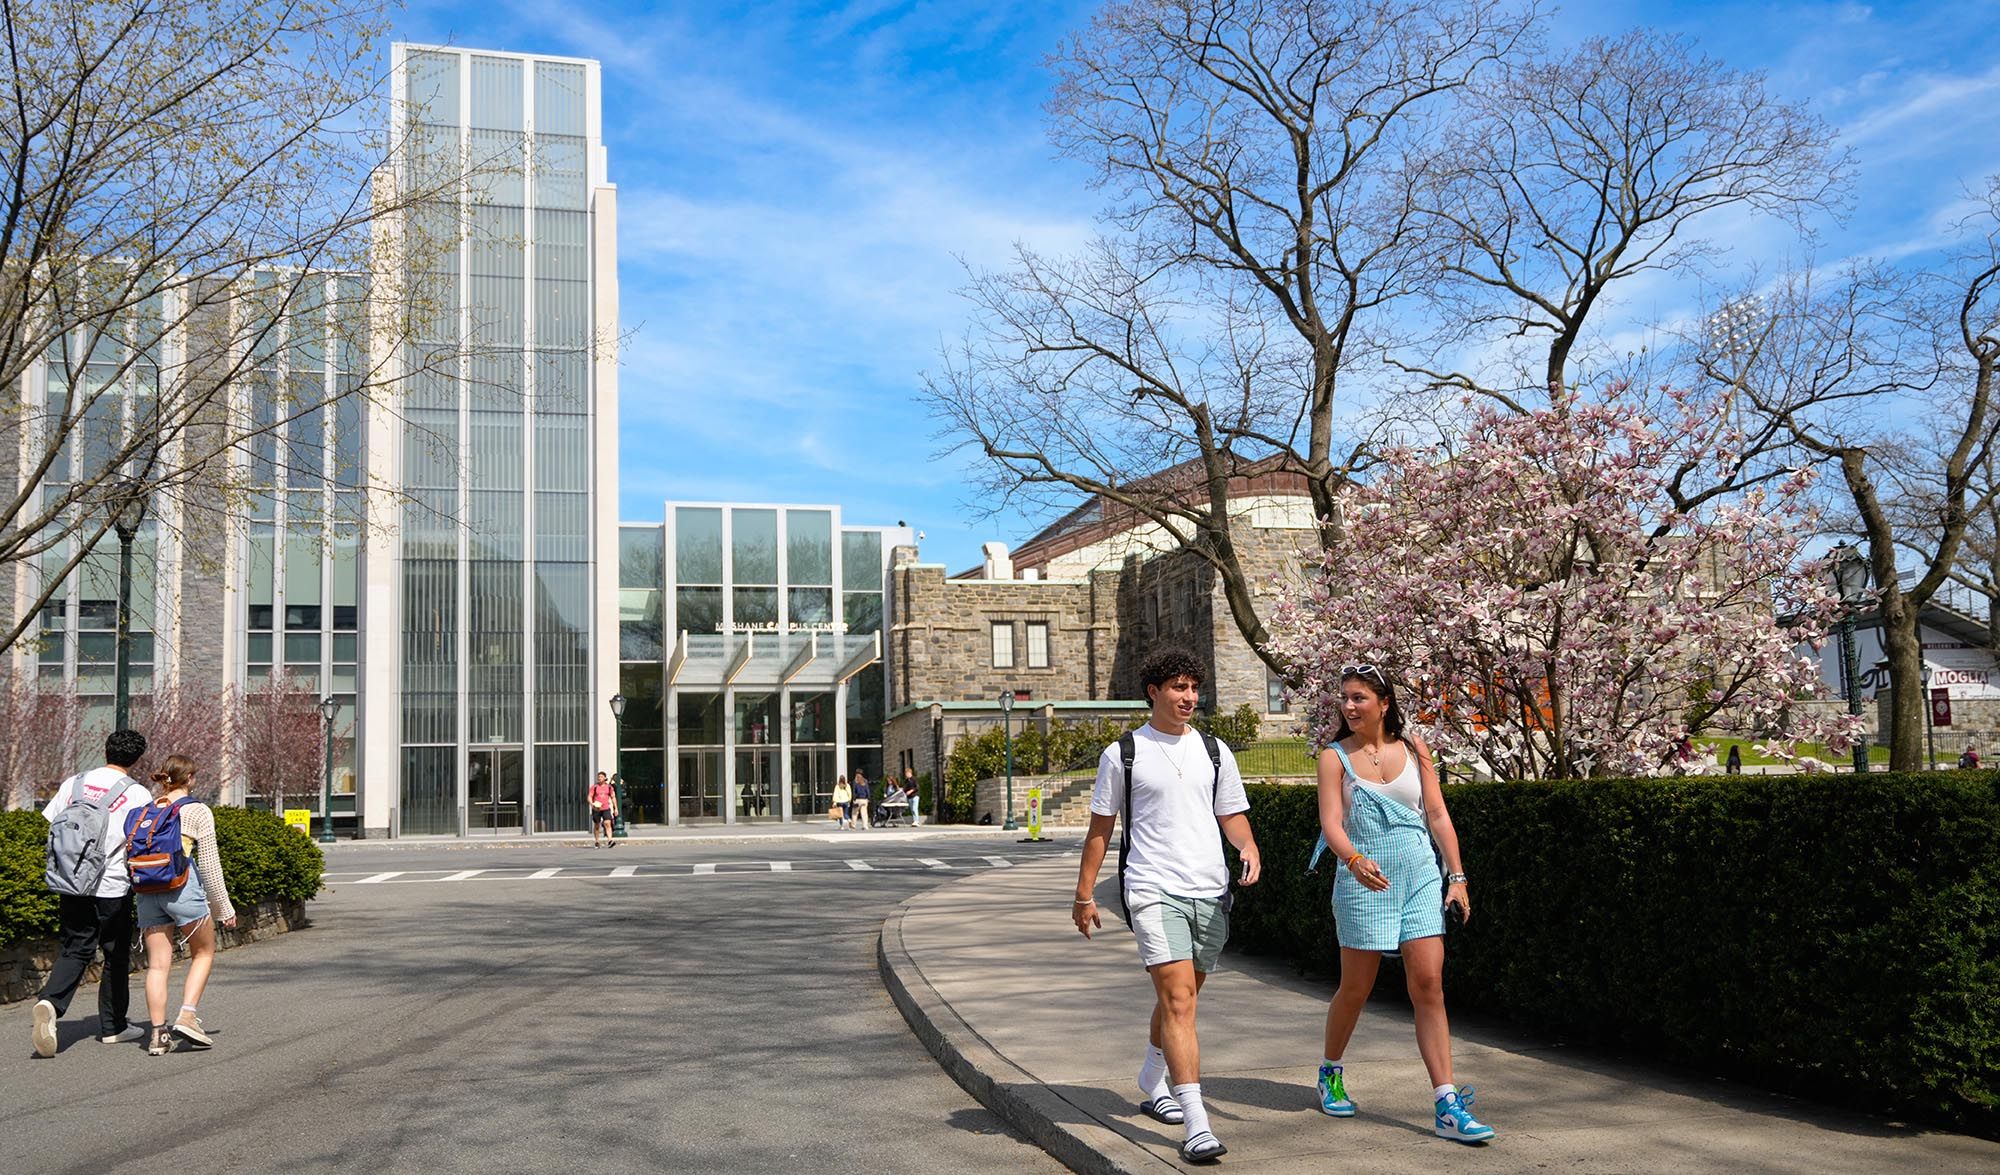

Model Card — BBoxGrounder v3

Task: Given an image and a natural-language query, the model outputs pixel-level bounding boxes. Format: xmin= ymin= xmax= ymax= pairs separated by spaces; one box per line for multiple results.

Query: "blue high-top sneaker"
xmin=1316 ymin=1064 xmax=1356 ymax=1116
xmin=1434 ymin=1087 xmax=1494 ymax=1143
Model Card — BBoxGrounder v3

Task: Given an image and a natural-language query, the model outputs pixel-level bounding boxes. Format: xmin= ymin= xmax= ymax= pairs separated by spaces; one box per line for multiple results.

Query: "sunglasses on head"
xmin=1340 ymin=663 xmax=1386 ymax=684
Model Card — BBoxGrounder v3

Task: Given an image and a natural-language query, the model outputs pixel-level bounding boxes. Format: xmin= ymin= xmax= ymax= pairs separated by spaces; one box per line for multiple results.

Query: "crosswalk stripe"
xmin=441 ymin=870 xmax=484 ymax=882
xmin=919 ymin=858 xmax=952 ymax=870
xmin=770 ymin=861 xmax=791 ymax=872
xmin=845 ymin=859 xmax=873 ymax=871
xmin=609 ymin=865 xmax=638 ymax=878
xmin=693 ymin=863 xmax=717 ymax=875
xmin=527 ymin=868 xmax=561 ymax=880
xmin=982 ymin=856 xmax=1013 ymax=868
xmin=354 ymin=871 xmax=403 ymax=884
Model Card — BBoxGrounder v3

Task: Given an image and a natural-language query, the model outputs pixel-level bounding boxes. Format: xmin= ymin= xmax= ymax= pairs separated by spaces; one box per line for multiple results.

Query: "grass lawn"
xmin=1695 ymin=736 xmax=1890 ymax=767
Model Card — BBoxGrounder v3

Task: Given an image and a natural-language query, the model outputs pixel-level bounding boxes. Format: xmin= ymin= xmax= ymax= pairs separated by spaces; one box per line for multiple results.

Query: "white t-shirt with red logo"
xmin=42 ymin=767 xmax=152 ymax=898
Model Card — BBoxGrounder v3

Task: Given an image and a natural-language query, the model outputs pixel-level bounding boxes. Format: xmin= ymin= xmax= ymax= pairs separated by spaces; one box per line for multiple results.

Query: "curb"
xmin=877 ymin=884 xmax=1175 ymax=1175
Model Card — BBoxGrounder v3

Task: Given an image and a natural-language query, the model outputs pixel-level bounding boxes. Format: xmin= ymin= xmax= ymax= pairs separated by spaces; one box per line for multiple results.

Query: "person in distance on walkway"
xmin=589 ymin=771 xmax=617 ymax=847
xmin=1309 ymin=664 xmax=1493 ymax=1144
xmin=32 ymin=729 xmax=154 ymax=1057
xmin=851 ymin=770 xmax=873 ymax=830
xmin=1072 ymin=648 xmax=1261 ymax=1164
xmin=129 ymin=755 xmax=238 ymax=1055
xmin=832 ymin=774 xmax=853 ymax=829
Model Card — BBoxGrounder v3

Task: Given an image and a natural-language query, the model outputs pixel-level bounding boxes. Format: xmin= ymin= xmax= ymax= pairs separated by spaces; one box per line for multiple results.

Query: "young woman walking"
xmin=128 ymin=755 xmax=237 ymax=1056
xmin=831 ymin=774 xmax=853 ymax=830
xmin=1311 ymin=665 xmax=1493 ymax=1143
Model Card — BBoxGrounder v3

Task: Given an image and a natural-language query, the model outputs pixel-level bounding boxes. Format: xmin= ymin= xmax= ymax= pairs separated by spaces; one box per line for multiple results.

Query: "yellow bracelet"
xmin=1345 ymin=852 xmax=1366 ymax=870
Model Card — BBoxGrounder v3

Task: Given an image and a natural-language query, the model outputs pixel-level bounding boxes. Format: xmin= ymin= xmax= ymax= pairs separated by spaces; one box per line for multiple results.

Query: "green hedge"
xmin=1229 ymin=773 xmax=2000 ymax=1136
xmin=0 ymin=805 xmax=324 ymax=950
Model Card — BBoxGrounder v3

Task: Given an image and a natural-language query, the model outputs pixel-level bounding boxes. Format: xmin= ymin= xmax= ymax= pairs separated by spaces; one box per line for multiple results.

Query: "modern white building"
xmin=3 ymin=43 xmax=623 ymax=838
xmin=614 ymin=505 xmax=912 ymax=824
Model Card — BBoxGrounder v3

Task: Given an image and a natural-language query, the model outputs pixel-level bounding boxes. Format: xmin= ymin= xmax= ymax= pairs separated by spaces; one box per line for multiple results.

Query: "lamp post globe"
xmin=317 ymin=696 xmax=340 ymax=843
xmin=1826 ymin=541 xmax=1871 ymax=775
xmin=998 ymin=690 xmax=1018 ymax=831
xmin=608 ymin=694 xmax=629 ymax=837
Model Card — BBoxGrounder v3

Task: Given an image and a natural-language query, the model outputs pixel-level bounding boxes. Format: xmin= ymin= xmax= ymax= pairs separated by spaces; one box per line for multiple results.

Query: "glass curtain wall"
xmin=618 ymin=525 xmax=664 ymax=822
xmin=529 ymin=58 xmax=592 ymax=833
xmin=399 ymin=48 xmax=465 ymax=834
xmin=397 ymin=49 xmax=596 ymax=834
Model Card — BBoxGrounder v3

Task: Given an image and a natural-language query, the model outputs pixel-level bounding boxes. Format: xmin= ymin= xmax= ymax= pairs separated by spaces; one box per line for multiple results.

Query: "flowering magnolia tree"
xmin=239 ymin=672 xmax=329 ymax=811
xmin=1267 ymin=391 xmax=1862 ymax=779
xmin=133 ymin=681 xmax=243 ymax=800
xmin=0 ymin=681 xmax=86 ymax=808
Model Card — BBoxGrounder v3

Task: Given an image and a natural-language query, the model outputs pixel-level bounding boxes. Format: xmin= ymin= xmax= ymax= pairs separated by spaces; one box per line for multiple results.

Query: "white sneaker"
xmin=31 ymin=1000 xmax=56 ymax=1057
xmin=97 ymin=1025 xmax=145 ymax=1044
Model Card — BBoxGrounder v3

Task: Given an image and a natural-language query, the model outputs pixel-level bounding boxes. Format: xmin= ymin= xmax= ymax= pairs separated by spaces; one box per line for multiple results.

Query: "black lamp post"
xmin=108 ymin=479 xmax=147 ymax=733
xmin=318 ymin=696 xmax=339 ymax=844
xmin=998 ymin=689 xmax=1018 ymax=831
xmin=1921 ymin=665 xmax=1937 ymax=772
xmin=608 ymin=694 xmax=629 ymax=837
xmin=1827 ymin=541 xmax=1871 ymax=774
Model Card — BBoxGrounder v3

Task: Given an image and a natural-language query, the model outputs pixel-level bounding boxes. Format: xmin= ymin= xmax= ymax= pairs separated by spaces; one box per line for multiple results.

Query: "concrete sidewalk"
xmin=880 ymin=857 xmax=2000 ymax=1174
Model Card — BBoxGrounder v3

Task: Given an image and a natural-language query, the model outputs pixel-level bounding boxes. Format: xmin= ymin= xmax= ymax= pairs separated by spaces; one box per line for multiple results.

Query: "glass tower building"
xmin=358 ymin=45 xmax=621 ymax=836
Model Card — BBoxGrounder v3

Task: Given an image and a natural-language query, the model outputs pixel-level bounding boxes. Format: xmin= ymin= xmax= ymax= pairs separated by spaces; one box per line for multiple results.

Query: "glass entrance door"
xmin=468 ymin=747 xmax=524 ymax=833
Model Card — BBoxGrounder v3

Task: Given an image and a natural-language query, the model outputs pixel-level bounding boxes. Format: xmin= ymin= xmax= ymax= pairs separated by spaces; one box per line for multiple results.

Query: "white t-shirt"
xmin=42 ymin=767 xmax=153 ymax=898
xmin=1090 ymin=723 xmax=1250 ymax=899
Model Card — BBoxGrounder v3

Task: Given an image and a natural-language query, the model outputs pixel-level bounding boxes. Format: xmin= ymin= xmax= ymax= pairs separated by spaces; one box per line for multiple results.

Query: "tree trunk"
xmin=1875 ymin=599 xmax=1928 ymax=771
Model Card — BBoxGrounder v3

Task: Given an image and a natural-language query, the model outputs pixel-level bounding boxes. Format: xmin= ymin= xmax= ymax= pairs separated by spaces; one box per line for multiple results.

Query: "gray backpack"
xmin=45 ymin=775 xmax=125 ymax=896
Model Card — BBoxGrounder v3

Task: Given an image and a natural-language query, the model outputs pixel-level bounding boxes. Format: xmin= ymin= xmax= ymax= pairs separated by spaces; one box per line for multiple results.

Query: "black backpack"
xmin=1115 ymin=730 xmax=1223 ymax=927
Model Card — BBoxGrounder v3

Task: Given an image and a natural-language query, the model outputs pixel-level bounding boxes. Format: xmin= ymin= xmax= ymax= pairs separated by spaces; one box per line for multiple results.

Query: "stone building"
xmin=883 ymin=466 xmax=1316 ymax=787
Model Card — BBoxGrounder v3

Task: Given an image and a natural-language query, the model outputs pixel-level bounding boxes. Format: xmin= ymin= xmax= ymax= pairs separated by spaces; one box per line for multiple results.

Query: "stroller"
xmin=876 ymin=788 xmax=911 ymax=827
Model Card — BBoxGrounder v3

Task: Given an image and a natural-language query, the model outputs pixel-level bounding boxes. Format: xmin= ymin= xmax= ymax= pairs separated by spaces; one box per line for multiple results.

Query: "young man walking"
xmin=1072 ymin=650 xmax=1261 ymax=1163
xmin=33 ymin=729 xmax=154 ymax=1057
xmin=588 ymin=771 xmax=617 ymax=847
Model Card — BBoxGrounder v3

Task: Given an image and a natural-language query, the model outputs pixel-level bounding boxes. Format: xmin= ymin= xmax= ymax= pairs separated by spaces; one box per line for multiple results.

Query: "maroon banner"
xmin=1931 ymin=688 xmax=1952 ymax=729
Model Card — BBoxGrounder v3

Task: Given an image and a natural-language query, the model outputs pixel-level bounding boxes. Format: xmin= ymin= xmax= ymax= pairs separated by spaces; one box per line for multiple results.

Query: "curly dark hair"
xmin=104 ymin=728 xmax=148 ymax=768
xmin=1139 ymin=647 xmax=1206 ymax=701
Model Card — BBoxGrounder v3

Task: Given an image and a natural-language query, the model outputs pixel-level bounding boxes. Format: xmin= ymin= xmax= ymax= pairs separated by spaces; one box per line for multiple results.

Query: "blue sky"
xmin=392 ymin=1 xmax=2000 ymax=572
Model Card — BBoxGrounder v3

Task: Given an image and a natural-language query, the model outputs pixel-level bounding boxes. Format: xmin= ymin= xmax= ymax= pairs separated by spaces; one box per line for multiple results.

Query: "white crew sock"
xmin=1321 ymin=1055 xmax=1343 ymax=1071
xmin=1172 ymin=1082 xmax=1211 ymax=1141
xmin=1138 ymin=1043 xmax=1170 ymax=1098
xmin=1434 ymin=1082 xmax=1457 ymax=1102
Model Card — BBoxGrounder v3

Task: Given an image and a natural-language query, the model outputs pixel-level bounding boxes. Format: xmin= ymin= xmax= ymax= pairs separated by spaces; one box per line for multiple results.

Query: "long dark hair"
xmin=1332 ymin=669 xmax=1408 ymax=747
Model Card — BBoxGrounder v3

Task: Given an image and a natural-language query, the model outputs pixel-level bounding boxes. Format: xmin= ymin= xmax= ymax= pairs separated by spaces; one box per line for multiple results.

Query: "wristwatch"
xmin=1444 ymin=872 xmax=1468 ymax=885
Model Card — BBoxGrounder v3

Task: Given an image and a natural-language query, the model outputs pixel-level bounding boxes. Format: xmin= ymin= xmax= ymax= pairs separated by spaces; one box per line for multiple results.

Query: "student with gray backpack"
xmin=32 ymin=729 xmax=153 ymax=1058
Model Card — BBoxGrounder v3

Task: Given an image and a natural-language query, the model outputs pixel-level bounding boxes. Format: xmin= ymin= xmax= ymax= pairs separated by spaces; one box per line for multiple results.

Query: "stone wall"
xmin=889 ymin=563 xmax=1122 ymax=708
xmin=2 ymin=898 xmax=312 ymax=1005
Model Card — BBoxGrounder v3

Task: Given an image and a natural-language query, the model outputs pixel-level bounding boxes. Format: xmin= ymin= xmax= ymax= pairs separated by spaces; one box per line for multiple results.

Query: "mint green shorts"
xmin=1127 ymin=890 xmax=1229 ymax=973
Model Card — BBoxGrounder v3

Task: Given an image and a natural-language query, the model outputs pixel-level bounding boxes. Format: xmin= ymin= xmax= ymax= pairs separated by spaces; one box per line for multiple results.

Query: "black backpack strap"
xmin=1117 ymin=733 xmax=1136 ymax=927
xmin=1199 ymin=732 xmax=1222 ymax=805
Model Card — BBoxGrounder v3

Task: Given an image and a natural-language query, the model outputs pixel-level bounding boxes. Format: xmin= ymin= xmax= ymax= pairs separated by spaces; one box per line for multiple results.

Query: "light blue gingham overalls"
xmin=1309 ymin=743 xmax=1444 ymax=952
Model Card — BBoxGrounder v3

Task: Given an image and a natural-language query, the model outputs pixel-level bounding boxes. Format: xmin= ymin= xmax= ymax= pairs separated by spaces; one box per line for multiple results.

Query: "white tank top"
xmin=1347 ymin=746 xmax=1422 ymax=813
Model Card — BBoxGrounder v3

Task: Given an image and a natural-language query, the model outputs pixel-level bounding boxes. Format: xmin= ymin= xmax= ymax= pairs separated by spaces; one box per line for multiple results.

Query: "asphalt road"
xmin=0 ymin=836 xmax=1076 ymax=1174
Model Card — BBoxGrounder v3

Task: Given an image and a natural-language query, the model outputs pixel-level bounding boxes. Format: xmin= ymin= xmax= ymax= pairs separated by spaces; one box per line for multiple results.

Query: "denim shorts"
xmin=136 ymin=867 xmax=209 ymax=930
